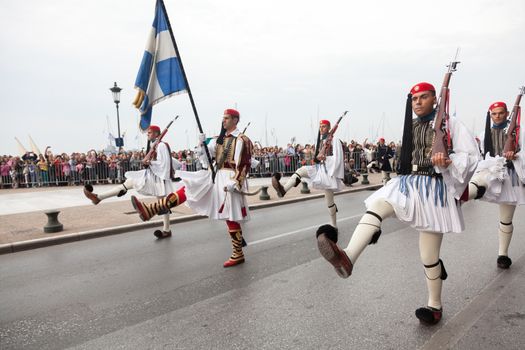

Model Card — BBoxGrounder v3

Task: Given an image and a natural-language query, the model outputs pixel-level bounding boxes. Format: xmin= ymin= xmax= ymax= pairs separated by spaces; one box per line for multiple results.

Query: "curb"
xmin=0 ymin=183 xmax=381 ymax=255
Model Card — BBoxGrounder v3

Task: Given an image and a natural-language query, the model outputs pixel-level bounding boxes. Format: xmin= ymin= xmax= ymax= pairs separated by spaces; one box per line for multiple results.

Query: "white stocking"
xmin=161 ymin=214 xmax=170 ymax=232
xmin=498 ymin=204 xmax=516 ymax=256
xmin=467 ymin=171 xmax=488 ymax=200
xmin=419 ymin=231 xmax=444 ymax=309
xmin=156 ymin=195 xmax=171 ymax=232
xmin=283 ymin=166 xmax=309 ymax=193
xmin=97 ymin=178 xmax=134 ymax=201
xmin=324 ymin=190 xmax=337 ymax=228
xmin=344 ymin=198 xmax=394 ymax=263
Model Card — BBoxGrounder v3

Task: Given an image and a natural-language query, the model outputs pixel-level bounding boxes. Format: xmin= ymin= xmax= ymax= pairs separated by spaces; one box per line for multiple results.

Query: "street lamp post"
xmin=110 ymin=82 xmax=123 ymax=151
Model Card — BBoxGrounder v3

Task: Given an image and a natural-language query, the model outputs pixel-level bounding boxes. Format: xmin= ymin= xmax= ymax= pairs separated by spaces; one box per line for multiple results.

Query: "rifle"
xmin=242 ymin=122 xmax=251 ymax=134
xmin=431 ymin=49 xmax=460 ymax=158
xmin=503 ymin=86 xmax=524 ymax=156
xmin=143 ymin=116 xmax=179 ymax=162
xmin=316 ymin=110 xmax=349 ymax=161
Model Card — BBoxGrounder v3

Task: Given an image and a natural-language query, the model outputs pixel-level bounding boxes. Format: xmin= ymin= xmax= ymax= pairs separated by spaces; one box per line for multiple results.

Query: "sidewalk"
xmin=0 ymin=173 xmax=384 ymax=253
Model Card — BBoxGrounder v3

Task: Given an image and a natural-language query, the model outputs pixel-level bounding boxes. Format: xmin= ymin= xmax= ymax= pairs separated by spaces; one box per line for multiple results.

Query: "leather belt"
xmin=411 ymin=164 xmax=441 ymax=177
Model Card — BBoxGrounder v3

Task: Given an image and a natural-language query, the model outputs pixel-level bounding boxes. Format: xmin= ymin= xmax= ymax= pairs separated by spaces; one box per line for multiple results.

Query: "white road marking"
xmin=250 ymin=214 xmax=362 ymax=245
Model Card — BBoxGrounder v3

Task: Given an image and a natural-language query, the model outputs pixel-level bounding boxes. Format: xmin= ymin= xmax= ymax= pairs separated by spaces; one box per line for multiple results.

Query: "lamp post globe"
xmin=109 ymin=82 xmax=123 ymax=151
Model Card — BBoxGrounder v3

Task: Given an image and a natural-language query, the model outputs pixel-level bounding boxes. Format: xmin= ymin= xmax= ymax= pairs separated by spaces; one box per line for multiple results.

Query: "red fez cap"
xmin=379 ymin=137 xmax=385 ymax=142
xmin=410 ymin=82 xmax=436 ymax=95
xmin=224 ymin=109 xmax=240 ymax=118
xmin=148 ymin=125 xmax=161 ymax=133
xmin=489 ymin=101 xmax=507 ymax=111
xmin=319 ymin=119 xmax=331 ymax=126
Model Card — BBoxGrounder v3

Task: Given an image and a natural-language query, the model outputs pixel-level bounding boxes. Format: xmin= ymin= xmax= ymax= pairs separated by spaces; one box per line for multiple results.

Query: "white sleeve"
xmin=326 ymin=138 xmax=345 ymax=179
xmin=171 ymin=157 xmax=182 ymax=171
xmin=198 ymin=138 xmax=216 ymax=168
xmin=149 ymin=142 xmax=171 ymax=180
xmin=434 ymin=117 xmax=481 ymax=199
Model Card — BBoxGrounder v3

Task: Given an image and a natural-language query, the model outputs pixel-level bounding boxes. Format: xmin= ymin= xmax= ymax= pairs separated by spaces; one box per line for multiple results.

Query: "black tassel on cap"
xmin=313 ymin=130 xmax=321 ymax=163
xmin=483 ymin=111 xmax=494 ymax=158
xmin=398 ymin=93 xmax=414 ymax=175
xmin=216 ymin=125 xmax=227 ymax=145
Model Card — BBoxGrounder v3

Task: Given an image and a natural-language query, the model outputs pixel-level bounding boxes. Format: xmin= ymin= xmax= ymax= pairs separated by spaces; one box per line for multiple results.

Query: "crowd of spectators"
xmin=250 ymin=139 xmax=401 ymax=176
xmin=1 ymin=139 xmax=401 ymax=189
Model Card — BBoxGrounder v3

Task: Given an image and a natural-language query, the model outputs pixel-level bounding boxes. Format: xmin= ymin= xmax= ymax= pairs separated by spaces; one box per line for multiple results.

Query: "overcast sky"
xmin=1 ymin=0 xmax=524 ymax=155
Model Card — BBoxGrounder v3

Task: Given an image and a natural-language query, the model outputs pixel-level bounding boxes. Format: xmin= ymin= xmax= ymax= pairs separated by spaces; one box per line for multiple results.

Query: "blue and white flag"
xmin=133 ymin=0 xmax=187 ymax=130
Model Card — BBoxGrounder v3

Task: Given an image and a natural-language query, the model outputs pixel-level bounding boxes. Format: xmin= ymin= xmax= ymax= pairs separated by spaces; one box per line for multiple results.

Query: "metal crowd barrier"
xmin=0 ymin=152 xmax=369 ymax=189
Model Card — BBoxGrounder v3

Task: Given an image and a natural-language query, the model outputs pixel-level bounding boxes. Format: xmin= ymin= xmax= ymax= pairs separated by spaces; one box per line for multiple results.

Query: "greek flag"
xmin=133 ymin=0 xmax=187 ymax=130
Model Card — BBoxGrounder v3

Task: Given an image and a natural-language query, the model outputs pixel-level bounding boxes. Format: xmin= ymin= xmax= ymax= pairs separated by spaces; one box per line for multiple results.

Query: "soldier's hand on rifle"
xmin=504 ymin=151 xmax=516 ymax=161
xmin=224 ymin=182 xmax=237 ymax=193
xmin=142 ymin=158 xmax=151 ymax=166
xmin=316 ymin=154 xmax=326 ymax=162
xmin=431 ymin=152 xmax=452 ymax=168
xmin=198 ymin=133 xmax=206 ymax=145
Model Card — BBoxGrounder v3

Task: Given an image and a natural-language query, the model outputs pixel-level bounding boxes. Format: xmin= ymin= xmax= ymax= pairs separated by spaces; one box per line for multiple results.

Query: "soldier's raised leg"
xmin=316 ymin=198 xmax=394 ymax=278
xmin=271 ymin=166 xmax=308 ymax=197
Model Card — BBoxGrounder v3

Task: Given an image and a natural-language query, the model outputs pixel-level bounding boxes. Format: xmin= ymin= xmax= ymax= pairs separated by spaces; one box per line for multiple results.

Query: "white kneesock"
xmin=324 ymin=190 xmax=337 ymax=228
xmin=419 ymin=231 xmax=444 ymax=309
xmin=467 ymin=172 xmax=488 ymax=200
xmin=162 ymin=214 xmax=170 ymax=232
xmin=157 ymin=195 xmax=171 ymax=232
xmin=283 ymin=166 xmax=309 ymax=193
xmin=97 ymin=178 xmax=134 ymax=201
xmin=344 ymin=198 xmax=394 ymax=263
xmin=498 ymin=204 xmax=516 ymax=256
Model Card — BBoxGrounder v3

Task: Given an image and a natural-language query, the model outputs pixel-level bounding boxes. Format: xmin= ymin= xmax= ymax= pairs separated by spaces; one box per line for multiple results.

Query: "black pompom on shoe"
xmin=316 ymin=224 xmax=338 ymax=243
xmin=83 ymin=184 xmax=100 ymax=205
xmin=415 ymin=306 xmax=442 ymax=325
xmin=153 ymin=230 xmax=172 ymax=239
xmin=497 ymin=255 xmax=512 ymax=269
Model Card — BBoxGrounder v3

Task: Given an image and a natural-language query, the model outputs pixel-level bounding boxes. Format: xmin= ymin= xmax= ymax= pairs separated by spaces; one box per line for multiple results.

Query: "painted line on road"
xmin=250 ymin=214 xmax=362 ymax=246
xmin=420 ymin=252 xmax=525 ymax=350
xmin=0 ymin=185 xmax=380 ymax=255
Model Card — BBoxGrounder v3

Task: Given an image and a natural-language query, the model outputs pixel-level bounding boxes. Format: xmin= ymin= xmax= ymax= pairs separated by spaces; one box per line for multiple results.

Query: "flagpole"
xmin=158 ymin=0 xmax=215 ymax=179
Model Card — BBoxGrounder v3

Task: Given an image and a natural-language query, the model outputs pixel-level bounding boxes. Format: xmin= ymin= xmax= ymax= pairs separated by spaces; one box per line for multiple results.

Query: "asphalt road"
xmin=1 ymin=191 xmax=524 ymax=349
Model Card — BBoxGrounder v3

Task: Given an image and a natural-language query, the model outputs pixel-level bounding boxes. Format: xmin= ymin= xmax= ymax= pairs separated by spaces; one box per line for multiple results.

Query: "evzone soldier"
xmin=315 ymin=81 xmax=479 ymax=325
xmin=83 ymin=125 xmax=177 ymax=238
xmin=272 ymin=118 xmax=345 ymax=228
xmin=131 ymin=109 xmax=253 ymax=267
xmin=376 ymin=137 xmax=394 ymax=185
xmin=466 ymin=93 xmax=525 ymax=269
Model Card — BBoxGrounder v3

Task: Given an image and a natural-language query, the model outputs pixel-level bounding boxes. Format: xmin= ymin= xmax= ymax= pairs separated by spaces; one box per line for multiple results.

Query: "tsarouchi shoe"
xmin=271 ymin=173 xmax=286 ymax=198
xmin=316 ymin=225 xmax=353 ymax=278
xmin=223 ymin=257 xmax=245 ymax=268
xmin=83 ymin=184 xmax=100 ymax=205
xmin=153 ymin=230 xmax=172 ymax=239
xmin=415 ymin=306 xmax=442 ymax=325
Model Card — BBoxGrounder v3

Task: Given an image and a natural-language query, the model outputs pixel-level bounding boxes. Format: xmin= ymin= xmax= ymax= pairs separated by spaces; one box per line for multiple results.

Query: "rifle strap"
xmin=516 ymin=107 xmax=521 ymax=149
